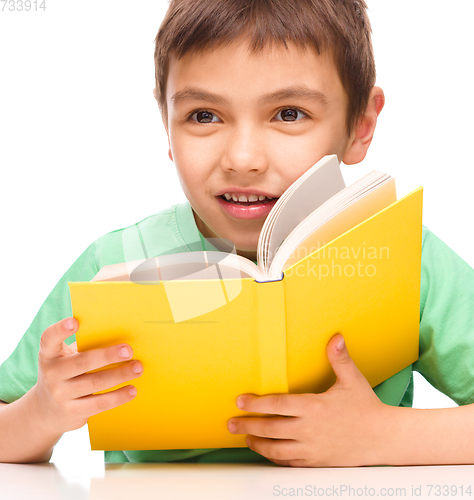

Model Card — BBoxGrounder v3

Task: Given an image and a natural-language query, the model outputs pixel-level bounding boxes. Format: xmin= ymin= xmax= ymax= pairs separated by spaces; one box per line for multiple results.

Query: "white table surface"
xmin=1 ymin=460 xmax=474 ymax=500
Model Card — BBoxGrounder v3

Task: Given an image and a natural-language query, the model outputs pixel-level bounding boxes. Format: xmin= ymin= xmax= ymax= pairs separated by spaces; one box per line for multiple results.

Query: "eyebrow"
xmin=170 ymin=85 xmax=329 ymax=107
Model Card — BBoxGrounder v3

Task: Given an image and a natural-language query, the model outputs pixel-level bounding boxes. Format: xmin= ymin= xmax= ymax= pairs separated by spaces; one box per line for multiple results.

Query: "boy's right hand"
xmin=34 ymin=317 xmax=143 ymax=434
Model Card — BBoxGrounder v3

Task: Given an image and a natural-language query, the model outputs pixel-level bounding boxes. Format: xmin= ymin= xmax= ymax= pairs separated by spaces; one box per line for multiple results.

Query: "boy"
xmin=1 ymin=0 xmax=474 ymax=467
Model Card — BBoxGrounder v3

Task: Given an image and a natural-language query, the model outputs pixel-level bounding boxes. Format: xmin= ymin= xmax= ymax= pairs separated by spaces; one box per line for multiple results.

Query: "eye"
xmin=188 ymin=110 xmax=222 ymax=124
xmin=273 ymin=108 xmax=307 ymax=122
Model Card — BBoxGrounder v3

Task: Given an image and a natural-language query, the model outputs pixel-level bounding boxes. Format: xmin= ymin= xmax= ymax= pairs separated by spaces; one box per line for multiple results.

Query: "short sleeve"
xmin=414 ymin=226 xmax=474 ymax=405
xmin=0 ymin=242 xmax=100 ymax=403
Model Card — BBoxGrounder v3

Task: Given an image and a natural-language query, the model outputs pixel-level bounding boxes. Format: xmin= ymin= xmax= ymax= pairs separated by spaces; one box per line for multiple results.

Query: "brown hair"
xmin=154 ymin=0 xmax=375 ymax=136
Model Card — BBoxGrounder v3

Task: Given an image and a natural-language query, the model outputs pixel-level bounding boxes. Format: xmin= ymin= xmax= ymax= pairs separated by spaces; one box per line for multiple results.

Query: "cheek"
xmin=285 ymin=124 xmax=348 ymax=170
xmin=170 ymin=141 xmax=210 ymax=186
xmin=169 ymin=130 xmax=219 ymax=180
xmin=270 ymin=134 xmax=331 ymax=180
xmin=174 ymin=162 xmax=206 ymax=202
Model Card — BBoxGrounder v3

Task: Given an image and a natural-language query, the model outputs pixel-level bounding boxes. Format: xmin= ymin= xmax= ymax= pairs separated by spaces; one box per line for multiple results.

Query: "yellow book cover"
xmin=69 ymin=187 xmax=423 ymax=451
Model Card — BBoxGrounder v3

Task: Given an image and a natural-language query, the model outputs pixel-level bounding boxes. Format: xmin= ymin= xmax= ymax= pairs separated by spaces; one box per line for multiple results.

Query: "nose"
xmin=220 ymin=125 xmax=269 ymax=175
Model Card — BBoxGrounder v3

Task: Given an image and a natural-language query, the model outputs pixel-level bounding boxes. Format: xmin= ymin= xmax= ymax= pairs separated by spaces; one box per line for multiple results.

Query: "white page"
xmin=260 ymin=155 xmax=345 ymax=270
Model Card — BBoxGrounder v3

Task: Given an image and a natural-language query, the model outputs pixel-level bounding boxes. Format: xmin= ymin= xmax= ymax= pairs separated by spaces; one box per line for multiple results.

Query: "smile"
xmin=217 ymin=195 xmax=278 ymax=220
xmin=221 ymin=193 xmax=275 ymax=205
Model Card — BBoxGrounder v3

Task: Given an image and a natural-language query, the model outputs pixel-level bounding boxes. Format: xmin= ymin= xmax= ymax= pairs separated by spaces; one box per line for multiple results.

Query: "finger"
xmin=271 ymin=459 xmax=307 ymax=467
xmin=68 ymin=360 xmax=143 ymax=399
xmin=246 ymin=435 xmax=301 ymax=462
xmin=326 ymin=334 xmax=367 ymax=387
xmin=76 ymin=384 xmax=138 ymax=417
xmin=228 ymin=416 xmax=297 ymax=440
xmin=39 ymin=318 xmax=78 ymax=360
xmin=236 ymin=393 xmax=303 ymax=417
xmin=270 ymin=459 xmax=292 ymax=467
xmin=285 ymin=459 xmax=308 ymax=468
xmin=58 ymin=343 xmax=136 ymax=380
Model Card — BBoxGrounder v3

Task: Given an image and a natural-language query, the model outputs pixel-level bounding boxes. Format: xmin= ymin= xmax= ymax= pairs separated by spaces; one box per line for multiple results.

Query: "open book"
xmin=92 ymin=155 xmax=398 ymax=287
xmin=69 ymin=155 xmax=423 ymax=451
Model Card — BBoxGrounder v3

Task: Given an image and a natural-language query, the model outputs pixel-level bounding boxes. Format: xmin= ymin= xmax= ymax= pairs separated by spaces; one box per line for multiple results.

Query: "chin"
xmin=196 ymin=213 xmax=261 ymax=253
xmin=232 ymin=240 xmax=259 ymax=257
xmin=220 ymin=228 xmax=258 ymax=250
xmin=209 ymin=233 xmax=255 ymax=255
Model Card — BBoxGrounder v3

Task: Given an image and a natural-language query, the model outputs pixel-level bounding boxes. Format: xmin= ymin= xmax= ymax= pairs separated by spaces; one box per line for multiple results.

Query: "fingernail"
xmin=336 ymin=337 xmax=345 ymax=352
xmin=132 ymin=362 xmax=143 ymax=374
xmin=246 ymin=436 xmax=251 ymax=447
xmin=236 ymin=396 xmax=244 ymax=409
xmin=129 ymin=386 xmax=137 ymax=397
xmin=64 ymin=318 xmax=74 ymax=331
xmin=119 ymin=346 xmax=131 ymax=359
xmin=228 ymin=421 xmax=237 ymax=433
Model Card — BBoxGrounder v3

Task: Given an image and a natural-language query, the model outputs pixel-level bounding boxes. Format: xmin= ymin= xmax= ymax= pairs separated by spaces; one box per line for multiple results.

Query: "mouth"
xmin=219 ymin=193 xmax=276 ymax=206
xmin=216 ymin=192 xmax=279 ymax=220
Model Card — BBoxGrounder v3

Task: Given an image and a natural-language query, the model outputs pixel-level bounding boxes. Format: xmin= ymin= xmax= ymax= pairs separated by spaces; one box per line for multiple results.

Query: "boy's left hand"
xmin=227 ymin=334 xmax=388 ymax=467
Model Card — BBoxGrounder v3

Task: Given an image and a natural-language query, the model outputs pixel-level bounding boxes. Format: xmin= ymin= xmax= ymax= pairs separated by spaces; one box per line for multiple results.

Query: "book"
xmin=69 ymin=155 xmax=423 ymax=451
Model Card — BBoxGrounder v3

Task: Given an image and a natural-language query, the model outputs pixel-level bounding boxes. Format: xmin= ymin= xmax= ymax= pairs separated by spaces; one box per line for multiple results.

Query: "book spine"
xmin=253 ymin=279 xmax=289 ymax=394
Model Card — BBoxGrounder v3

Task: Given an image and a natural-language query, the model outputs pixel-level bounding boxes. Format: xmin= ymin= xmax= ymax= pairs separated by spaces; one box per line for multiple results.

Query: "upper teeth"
xmin=224 ymin=193 xmax=272 ymax=202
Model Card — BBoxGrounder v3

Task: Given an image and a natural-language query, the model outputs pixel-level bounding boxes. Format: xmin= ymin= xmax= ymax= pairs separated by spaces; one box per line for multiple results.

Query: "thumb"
xmin=326 ymin=334 xmax=366 ymax=387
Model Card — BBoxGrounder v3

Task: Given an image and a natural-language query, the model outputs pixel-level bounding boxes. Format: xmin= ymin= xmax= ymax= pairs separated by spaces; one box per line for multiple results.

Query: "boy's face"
xmin=163 ymin=40 xmax=356 ymax=260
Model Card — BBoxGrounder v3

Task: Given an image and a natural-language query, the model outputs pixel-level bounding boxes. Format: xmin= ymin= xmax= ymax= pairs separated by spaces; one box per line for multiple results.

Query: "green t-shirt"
xmin=1 ymin=202 xmax=474 ymax=463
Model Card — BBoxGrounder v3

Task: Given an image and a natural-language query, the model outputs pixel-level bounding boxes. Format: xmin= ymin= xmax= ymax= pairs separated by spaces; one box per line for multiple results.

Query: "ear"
xmin=342 ymin=86 xmax=385 ymax=165
xmin=153 ymin=87 xmax=158 ymax=101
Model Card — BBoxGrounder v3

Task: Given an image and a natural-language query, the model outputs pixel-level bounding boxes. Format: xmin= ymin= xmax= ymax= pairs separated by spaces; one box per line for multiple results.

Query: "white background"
xmin=0 ymin=0 xmax=472 ymax=463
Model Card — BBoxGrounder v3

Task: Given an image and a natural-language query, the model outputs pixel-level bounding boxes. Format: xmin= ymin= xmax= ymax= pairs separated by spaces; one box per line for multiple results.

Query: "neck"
xmin=236 ymin=248 xmax=257 ymax=263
